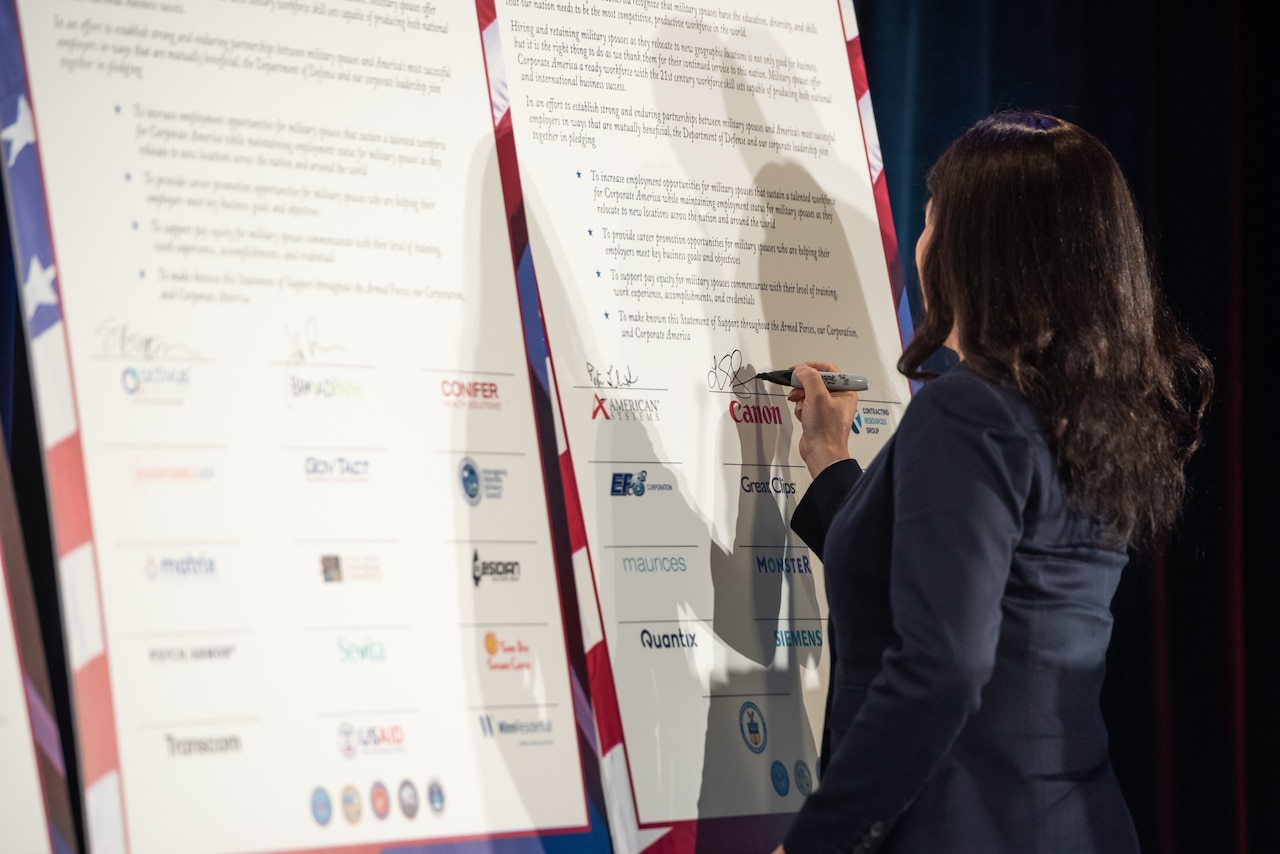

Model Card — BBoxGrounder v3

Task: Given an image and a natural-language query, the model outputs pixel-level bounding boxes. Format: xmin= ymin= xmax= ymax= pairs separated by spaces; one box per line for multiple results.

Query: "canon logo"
xmin=730 ymin=400 xmax=784 ymax=425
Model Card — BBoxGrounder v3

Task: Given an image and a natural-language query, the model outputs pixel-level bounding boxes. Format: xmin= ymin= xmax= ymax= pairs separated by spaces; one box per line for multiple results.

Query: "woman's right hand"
xmin=788 ymin=362 xmax=860 ymax=478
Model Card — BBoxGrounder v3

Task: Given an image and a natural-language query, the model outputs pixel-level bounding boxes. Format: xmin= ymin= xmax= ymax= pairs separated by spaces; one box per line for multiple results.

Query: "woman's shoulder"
xmin=905 ymin=363 xmax=1042 ymax=436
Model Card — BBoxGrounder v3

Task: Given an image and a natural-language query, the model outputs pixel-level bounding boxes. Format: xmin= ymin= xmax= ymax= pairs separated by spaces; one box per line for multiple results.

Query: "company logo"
xmin=639 ymin=628 xmax=698 ymax=649
xmin=144 ymin=551 xmax=218 ymax=581
xmin=370 ymin=781 xmax=390 ymax=820
xmin=859 ymin=406 xmax=889 ymax=436
xmin=165 ymin=733 xmax=241 ymax=756
xmin=850 ymin=410 xmax=863 ymax=435
xmin=399 ymin=780 xmax=419 ymax=819
xmin=341 ymin=784 xmax=361 ymax=824
xmin=148 ymin=644 xmax=236 ymax=663
xmin=440 ymin=379 xmax=502 ymax=410
xmin=337 ymin=721 xmax=405 ymax=758
xmin=621 ymin=554 xmax=687 ymax=573
xmin=593 ymin=394 xmax=660 ymax=422
xmin=320 ymin=553 xmax=382 ymax=583
xmin=610 ymin=470 xmax=674 ymax=496
xmin=775 ymin=628 xmax=823 ymax=648
xmin=337 ymin=636 xmax=387 ymax=663
xmin=794 ymin=760 xmax=813 ymax=796
xmin=311 ymin=787 xmax=332 ymax=826
xmin=304 ymin=456 xmax=371 ymax=482
xmin=289 ymin=375 xmax=363 ymax=401
xmin=121 ymin=364 xmax=192 ymax=399
xmin=754 ymin=553 xmax=813 ymax=574
xmin=427 ymin=780 xmax=445 ymax=815
xmin=771 ymin=760 xmax=790 ymax=796
xmin=479 ymin=714 xmax=554 ymax=746
xmin=739 ymin=702 xmax=767 ymax=753
xmin=740 ymin=476 xmax=796 ymax=495
xmin=459 ymin=457 xmax=507 ymax=504
xmin=483 ymin=631 xmax=532 ymax=671
xmin=131 ymin=460 xmax=215 ymax=484
xmin=473 ymin=550 xmax=521 ymax=586
xmin=729 ymin=400 xmax=783 ymax=425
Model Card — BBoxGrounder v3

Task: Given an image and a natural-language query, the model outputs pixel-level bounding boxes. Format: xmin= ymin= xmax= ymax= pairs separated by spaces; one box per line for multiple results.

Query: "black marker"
xmin=755 ymin=370 xmax=871 ymax=392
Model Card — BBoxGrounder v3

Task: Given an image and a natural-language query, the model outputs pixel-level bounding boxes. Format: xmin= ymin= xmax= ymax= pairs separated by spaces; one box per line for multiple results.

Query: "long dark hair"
xmin=900 ymin=111 xmax=1213 ymax=544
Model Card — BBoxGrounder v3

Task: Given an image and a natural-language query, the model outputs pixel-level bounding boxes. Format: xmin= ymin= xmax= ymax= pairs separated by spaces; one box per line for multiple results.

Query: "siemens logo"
xmin=640 ymin=628 xmax=698 ymax=649
xmin=755 ymin=554 xmax=813 ymax=574
xmin=622 ymin=555 xmax=687 ymax=572
xmin=775 ymin=629 xmax=823 ymax=648
xmin=730 ymin=400 xmax=784 ymax=424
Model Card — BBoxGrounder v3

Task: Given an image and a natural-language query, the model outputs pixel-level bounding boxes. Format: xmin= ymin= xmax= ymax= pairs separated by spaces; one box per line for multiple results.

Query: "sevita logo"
xmin=337 ymin=636 xmax=387 ymax=663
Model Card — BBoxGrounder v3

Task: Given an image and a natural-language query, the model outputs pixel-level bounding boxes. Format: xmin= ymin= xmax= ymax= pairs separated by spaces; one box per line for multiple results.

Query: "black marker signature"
xmin=285 ymin=316 xmax=345 ymax=364
xmin=707 ymin=350 xmax=755 ymax=399
xmin=95 ymin=318 xmax=200 ymax=361
xmin=586 ymin=362 xmax=640 ymax=389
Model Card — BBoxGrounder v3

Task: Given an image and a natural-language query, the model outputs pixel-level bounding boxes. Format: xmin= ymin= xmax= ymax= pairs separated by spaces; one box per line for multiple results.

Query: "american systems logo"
xmin=459 ymin=457 xmax=508 ymax=505
xmin=305 ymin=456 xmax=371 ymax=483
xmin=473 ymin=550 xmax=520 ymax=586
xmin=337 ymin=722 xmax=405 ymax=758
xmin=592 ymin=393 xmax=660 ymax=422
xmin=729 ymin=400 xmax=783 ymax=425
xmin=609 ymin=470 xmax=674 ymax=496
xmin=440 ymin=379 xmax=502 ymax=410
xmin=144 ymin=551 xmax=218 ymax=581
xmin=121 ymin=364 xmax=192 ymax=400
xmin=483 ymin=631 xmax=532 ymax=671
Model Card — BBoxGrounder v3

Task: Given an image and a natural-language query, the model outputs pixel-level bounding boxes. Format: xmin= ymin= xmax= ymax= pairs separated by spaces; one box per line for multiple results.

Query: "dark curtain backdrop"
xmin=852 ymin=1 xmax=1279 ymax=852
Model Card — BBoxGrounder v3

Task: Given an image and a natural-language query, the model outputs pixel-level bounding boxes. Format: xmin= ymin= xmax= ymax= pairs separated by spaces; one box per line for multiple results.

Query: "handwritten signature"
xmin=707 ymin=350 xmax=755 ymax=398
xmin=95 ymin=318 xmax=200 ymax=361
xmin=587 ymin=362 xmax=640 ymax=389
xmin=285 ymin=316 xmax=345 ymax=364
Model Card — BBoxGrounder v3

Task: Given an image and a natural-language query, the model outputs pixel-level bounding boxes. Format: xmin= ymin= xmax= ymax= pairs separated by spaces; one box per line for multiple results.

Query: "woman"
xmin=773 ymin=112 xmax=1212 ymax=853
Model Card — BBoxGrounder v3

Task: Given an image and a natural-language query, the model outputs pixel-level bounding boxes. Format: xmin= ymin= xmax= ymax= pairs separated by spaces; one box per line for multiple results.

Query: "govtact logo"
xmin=739 ymin=701 xmax=767 ymax=753
xmin=473 ymin=550 xmax=520 ymax=586
xmin=305 ymin=456 xmax=371 ymax=482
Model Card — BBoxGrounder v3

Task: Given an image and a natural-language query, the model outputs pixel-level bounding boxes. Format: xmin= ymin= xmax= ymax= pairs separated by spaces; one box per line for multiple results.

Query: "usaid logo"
xmin=337 ymin=721 xmax=405 ymax=758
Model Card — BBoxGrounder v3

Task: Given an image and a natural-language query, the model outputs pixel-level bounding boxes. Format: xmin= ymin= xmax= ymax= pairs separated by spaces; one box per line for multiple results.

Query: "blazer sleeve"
xmin=783 ymin=373 xmax=1035 ymax=854
xmin=790 ymin=458 xmax=864 ymax=561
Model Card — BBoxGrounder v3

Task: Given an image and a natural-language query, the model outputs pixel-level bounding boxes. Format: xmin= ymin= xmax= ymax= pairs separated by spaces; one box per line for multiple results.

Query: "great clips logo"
xmin=440 ymin=379 xmax=502 ymax=410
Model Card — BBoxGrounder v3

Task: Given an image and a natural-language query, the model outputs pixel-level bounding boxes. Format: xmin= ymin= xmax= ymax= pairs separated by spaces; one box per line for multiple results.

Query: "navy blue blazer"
xmin=783 ymin=365 xmax=1140 ymax=853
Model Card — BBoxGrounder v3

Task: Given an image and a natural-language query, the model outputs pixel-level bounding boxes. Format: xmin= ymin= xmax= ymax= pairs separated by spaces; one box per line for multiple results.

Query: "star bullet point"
xmin=587 ymin=228 xmax=593 ymax=236
xmin=576 ymin=170 xmax=581 ymax=178
xmin=595 ymin=270 xmax=601 ymax=278
xmin=604 ymin=312 xmax=609 ymax=319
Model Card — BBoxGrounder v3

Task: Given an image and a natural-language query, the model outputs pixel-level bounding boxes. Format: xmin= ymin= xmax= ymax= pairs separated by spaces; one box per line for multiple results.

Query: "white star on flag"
xmin=22 ymin=254 xmax=58 ymax=322
xmin=1 ymin=95 xmax=35 ymax=168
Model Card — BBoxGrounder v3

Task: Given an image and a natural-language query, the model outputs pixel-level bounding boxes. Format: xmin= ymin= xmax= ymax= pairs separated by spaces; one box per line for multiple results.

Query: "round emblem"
xmin=311 ymin=787 xmax=332 ymax=826
xmin=399 ymin=779 xmax=420 ymax=819
xmin=739 ymin=701 xmax=767 ymax=754
xmin=794 ymin=760 xmax=813 ymax=796
xmin=771 ymin=760 xmax=790 ymax=797
xmin=427 ymin=779 xmax=445 ymax=815
xmin=121 ymin=367 xmax=140 ymax=394
xmin=484 ymin=631 xmax=499 ymax=656
xmin=370 ymin=781 xmax=390 ymax=820
xmin=337 ymin=722 xmax=357 ymax=758
xmin=459 ymin=457 xmax=481 ymax=505
xmin=341 ymin=784 xmax=361 ymax=824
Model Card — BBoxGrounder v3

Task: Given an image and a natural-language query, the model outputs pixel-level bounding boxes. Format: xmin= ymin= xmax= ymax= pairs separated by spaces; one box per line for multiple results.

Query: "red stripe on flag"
xmin=46 ymin=438 xmax=92 ymax=556
xmin=872 ymin=176 xmax=903 ymax=303
xmin=586 ymin=643 xmax=624 ymax=755
xmin=846 ymin=36 xmax=868 ymax=99
xmin=642 ymin=822 xmax=697 ymax=854
xmin=74 ymin=655 xmax=119 ymax=785
xmin=559 ymin=451 xmax=588 ymax=554
xmin=475 ymin=0 xmax=496 ymax=31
